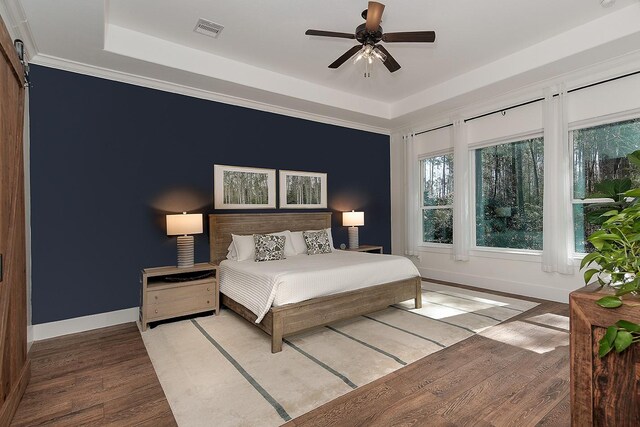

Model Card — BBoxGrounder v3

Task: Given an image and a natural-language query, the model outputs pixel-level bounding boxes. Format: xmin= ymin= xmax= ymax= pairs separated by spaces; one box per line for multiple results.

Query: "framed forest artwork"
xmin=214 ymin=165 xmax=276 ymax=209
xmin=279 ymin=170 xmax=327 ymax=209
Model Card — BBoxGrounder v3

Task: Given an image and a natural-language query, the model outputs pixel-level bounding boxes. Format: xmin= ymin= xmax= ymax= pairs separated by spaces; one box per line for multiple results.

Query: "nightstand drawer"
xmin=147 ymin=282 xmax=214 ymax=320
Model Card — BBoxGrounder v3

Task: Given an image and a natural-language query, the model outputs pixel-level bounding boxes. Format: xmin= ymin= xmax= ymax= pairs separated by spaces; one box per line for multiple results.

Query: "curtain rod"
xmin=413 ymin=69 xmax=640 ymax=136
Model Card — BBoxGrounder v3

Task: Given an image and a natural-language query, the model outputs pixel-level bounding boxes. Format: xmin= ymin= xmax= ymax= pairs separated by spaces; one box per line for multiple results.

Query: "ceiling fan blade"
xmin=329 ymin=45 xmax=363 ymax=69
xmin=305 ymin=29 xmax=355 ymax=39
xmin=382 ymin=31 xmax=436 ymax=43
xmin=365 ymin=2 xmax=385 ymax=32
xmin=375 ymin=45 xmax=400 ymax=73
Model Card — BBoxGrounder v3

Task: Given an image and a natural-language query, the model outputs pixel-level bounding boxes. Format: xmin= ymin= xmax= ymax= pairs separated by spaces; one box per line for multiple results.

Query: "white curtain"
xmin=542 ymin=87 xmax=574 ymax=274
xmin=452 ymin=119 xmax=470 ymax=261
xmin=404 ymin=133 xmax=419 ymax=256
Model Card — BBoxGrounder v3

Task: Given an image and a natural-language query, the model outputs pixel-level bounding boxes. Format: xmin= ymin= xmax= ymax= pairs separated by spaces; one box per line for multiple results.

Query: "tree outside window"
xmin=420 ymin=153 xmax=453 ymax=244
xmin=572 ymin=118 xmax=640 ymax=253
xmin=475 ymin=137 xmax=544 ymax=250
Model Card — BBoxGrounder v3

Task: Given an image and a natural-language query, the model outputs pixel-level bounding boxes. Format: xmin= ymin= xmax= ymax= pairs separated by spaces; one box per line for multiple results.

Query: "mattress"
xmin=219 ymin=250 xmax=420 ymax=322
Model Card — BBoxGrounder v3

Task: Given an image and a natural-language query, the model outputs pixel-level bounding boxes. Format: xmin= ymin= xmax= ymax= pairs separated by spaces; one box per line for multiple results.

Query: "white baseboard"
xmin=27 ymin=325 xmax=34 ymax=352
xmin=32 ymin=307 xmax=139 ymax=341
xmin=417 ymin=267 xmax=572 ymax=303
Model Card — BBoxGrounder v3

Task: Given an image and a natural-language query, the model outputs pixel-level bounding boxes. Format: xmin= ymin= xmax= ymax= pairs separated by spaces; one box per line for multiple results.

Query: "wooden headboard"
xmin=209 ymin=212 xmax=332 ymax=264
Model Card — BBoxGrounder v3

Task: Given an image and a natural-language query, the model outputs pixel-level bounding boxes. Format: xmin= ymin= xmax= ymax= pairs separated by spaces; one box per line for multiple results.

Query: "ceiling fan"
xmin=305 ymin=1 xmax=436 ymax=75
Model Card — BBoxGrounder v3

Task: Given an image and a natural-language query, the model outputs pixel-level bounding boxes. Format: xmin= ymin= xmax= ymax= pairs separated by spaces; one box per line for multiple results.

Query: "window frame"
xmin=469 ymin=132 xmax=545 ymax=254
xmin=418 ymin=150 xmax=454 ymax=247
xmin=569 ymin=113 xmax=640 ymax=256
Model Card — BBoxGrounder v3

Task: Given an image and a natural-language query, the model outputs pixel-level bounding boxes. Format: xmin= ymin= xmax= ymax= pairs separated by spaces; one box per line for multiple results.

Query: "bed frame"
xmin=209 ymin=212 xmax=422 ymax=353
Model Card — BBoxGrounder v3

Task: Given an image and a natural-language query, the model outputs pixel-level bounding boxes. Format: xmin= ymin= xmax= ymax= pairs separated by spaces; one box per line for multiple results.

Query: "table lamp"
xmin=166 ymin=212 xmax=203 ymax=268
xmin=343 ymin=210 xmax=364 ymax=249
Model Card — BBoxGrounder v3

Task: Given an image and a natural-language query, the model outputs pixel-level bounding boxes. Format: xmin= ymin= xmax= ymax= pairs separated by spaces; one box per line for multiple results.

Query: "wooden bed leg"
xmin=271 ymin=314 xmax=284 ymax=353
xmin=415 ymin=278 xmax=422 ymax=309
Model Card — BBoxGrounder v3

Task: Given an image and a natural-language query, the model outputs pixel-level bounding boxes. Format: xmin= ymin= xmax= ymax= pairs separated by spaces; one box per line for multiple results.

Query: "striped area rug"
xmin=141 ymin=281 xmax=538 ymax=426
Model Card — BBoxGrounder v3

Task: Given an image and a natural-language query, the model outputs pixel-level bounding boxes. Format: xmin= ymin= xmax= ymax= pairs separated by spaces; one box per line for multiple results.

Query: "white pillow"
xmin=298 ymin=228 xmax=335 ymax=253
xmin=226 ymin=242 xmax=237 ymax=260
xmin=232 ymin=230 xmax=296 ymax=261
xmin=232 ymin=234 xmax=256 ymax=261
xmin=271 ymin=230 xmax=296 ymax=257
xmin=290 ymin=231 xmax=307 ymax=254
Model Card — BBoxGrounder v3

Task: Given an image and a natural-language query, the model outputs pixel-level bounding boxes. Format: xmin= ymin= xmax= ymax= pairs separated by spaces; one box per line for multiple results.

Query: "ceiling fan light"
xmin=373 ymin=47 xmax=386 ymax=62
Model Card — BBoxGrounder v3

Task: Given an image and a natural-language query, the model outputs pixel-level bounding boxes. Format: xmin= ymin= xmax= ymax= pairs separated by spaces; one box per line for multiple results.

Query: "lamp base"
xmin=176 ymin=235 xmax=195 ymax=268
xmin=348 ymin=227 xmax=359 ymax=249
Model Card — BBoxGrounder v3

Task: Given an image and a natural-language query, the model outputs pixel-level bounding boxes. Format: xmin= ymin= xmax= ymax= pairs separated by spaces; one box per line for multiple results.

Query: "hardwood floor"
xmin=11 ymin=324 xmax=176 ymax=426
xmin=286 ymin=296 xmax=570 ymax=427
xmin=12 ymin=285 xmax=569 ymax=426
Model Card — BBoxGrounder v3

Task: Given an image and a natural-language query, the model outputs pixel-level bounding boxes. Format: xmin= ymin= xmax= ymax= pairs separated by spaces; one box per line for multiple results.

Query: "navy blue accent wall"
xmin=29 ymin=65 xmax=391 ymax=324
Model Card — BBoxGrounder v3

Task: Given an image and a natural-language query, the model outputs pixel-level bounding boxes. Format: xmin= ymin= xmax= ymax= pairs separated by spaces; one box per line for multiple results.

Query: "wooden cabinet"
xmin=139 ymin=263 xmax=218 ymax=331
xmin=570 ymin=284 xmax=640 ymax=426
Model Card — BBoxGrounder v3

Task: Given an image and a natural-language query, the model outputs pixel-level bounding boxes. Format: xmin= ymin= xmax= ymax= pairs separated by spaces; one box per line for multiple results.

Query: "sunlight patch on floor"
xmin=479 ymin=319 xmax=568 ymax=354
xmin=525 ymin=313 xmax=570 ymax=331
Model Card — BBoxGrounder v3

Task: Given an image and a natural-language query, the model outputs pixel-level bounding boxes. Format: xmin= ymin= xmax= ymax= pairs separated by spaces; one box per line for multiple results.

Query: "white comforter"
xmin=219 ymin=251 xmax=420 ymax=322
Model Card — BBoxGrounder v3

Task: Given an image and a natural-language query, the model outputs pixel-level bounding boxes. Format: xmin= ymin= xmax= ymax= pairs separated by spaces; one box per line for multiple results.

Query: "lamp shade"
xmin=343 ymin=211 xmax=364 ymax=227
xmin=166 ymin=213 xmax=203 ymax=236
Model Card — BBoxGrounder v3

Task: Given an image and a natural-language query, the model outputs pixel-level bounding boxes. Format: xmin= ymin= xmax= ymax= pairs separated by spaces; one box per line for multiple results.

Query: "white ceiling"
xmin=5 ymin=0 xmax=640 ymax=132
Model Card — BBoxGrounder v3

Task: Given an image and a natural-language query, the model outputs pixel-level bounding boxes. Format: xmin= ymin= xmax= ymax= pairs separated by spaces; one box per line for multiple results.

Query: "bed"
xmin=209 ymin=212 xmax=422 ymax=353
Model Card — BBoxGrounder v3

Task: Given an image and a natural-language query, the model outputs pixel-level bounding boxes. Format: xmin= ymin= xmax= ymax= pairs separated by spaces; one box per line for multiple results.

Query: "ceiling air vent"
xmin=194 ymin=18 xmax=224 ymax=38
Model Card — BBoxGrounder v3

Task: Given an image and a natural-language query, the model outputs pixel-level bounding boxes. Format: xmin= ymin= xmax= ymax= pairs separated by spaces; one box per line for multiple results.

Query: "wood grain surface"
xmin=0 ymin=12 xmax=29 ymax=427
xmin=570 ymin=284 xmax=640 ymax=427
xmin=10 ymin=324 xmax=176 ymax=427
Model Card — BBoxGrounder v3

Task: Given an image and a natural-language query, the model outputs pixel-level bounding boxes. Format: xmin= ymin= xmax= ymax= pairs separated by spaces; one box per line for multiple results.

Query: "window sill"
xmin=469 ymin=247 xmax=542 ymax=263
xmin=417 ymin=244 xmax=453 ymax=255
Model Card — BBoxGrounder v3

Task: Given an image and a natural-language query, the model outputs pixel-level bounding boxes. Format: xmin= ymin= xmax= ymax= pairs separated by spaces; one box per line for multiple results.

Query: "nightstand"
xmin=344 ymin=245 xmax=383 ymax=254
xmin=139 ymin=262 xmax=218 ymax=331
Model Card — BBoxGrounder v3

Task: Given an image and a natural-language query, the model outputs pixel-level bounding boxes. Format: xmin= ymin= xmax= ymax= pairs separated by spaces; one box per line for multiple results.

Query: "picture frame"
xmin=214 ymin=165 xmax=276 ymax=209
xmin=279 ymin=170 xmax=327 ymax=209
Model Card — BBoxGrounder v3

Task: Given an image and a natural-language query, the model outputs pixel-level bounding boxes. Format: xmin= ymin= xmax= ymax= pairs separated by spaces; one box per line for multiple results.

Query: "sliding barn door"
xmin=0 ymin=13 xmax=29 ymax=427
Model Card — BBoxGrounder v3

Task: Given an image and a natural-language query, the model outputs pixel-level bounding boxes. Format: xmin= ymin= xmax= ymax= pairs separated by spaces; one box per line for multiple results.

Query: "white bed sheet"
xmin=219 ymin=250 xmax=420 ymax=322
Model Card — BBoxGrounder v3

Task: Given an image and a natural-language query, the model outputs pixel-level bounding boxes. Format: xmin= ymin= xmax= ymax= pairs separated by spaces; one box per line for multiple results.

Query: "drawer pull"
xmin=155 ymin=296 xmax=158 ymax=300
xmin=207 ymin=300 xmax=210 ymax=304
xmin=207 ymin=287 xmax=210 ymax=292
xmin=155 ymin=309 xmax=158 ymax=314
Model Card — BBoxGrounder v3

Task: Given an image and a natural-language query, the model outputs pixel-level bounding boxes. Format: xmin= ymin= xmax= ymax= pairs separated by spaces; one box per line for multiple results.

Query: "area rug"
xmin=141 ymin=281 xmax=538 ymax=426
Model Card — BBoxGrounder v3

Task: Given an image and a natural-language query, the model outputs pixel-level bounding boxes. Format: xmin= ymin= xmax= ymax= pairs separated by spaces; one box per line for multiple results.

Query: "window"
xmin=572 ymin=118 xmax=640 ymax=253
xmin=474 ymin=137 xmax=544 ymax=250
xmin=420 ymin=153 xmax=453 ymax=244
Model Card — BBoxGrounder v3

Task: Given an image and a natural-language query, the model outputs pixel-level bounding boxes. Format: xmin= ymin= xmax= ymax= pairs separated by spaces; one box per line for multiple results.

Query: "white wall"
xmin=392 ymin=72 xmax=640 ymax=302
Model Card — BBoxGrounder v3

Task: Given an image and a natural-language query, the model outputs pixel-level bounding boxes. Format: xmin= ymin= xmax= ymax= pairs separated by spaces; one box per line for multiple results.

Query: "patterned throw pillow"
xmin=303 ymin=230 xmax=332 ymax=255
xmin=253 ymin=234 xmax=286 ymax=262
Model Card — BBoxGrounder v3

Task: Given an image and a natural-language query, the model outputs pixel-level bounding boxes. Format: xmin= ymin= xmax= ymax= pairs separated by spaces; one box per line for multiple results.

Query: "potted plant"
xmin=581 ymin=150 xmax=640 ymax=357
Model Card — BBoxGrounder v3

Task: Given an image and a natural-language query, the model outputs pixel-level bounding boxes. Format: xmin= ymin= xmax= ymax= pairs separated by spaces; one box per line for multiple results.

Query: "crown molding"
xmin=30 ymin=53 xmax=390 ymax=135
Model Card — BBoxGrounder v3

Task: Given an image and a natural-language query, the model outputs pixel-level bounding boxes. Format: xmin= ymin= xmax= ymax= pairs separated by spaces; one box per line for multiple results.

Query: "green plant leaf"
xmin=604 ymin=325 xmax=618 ymax=346
xmin=596 ymin=296 xmax=623 ymax=308
xmin=614 ymin=330 xmax=633 ymax=353
xmin=583 ymin=269 xmax=599 ymax=284
xmin=580 ymin=252 xmax=601 ymax=269
xmin=615 ymin=280 xmax=639 ymax=296
xmin=598 ymin=336 xmax=613 ymax=358
xmin=600 ymin=210 xmax=619 ymax=217
xmin=616 ymin=320 xmax=640 ymax=333
xmin=628 ymin=233 xmax=640 ymax=243
xmin=625 ymin=188 xmax=640 ymax=198
xmin=590 ymin=233 xmax=623 ymax=242
xmin=599 ymin=326 xmax=618 ymax=357
xmin=628 ymin=150 xmax=640 ymax=167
